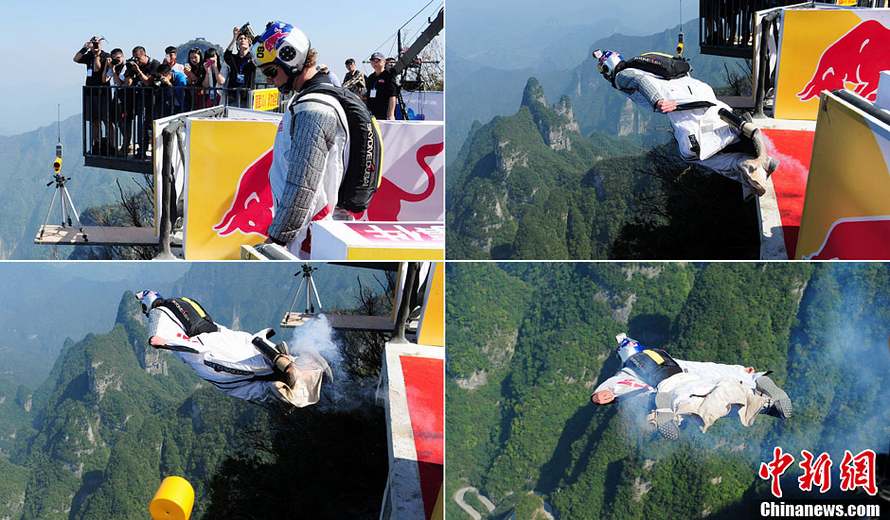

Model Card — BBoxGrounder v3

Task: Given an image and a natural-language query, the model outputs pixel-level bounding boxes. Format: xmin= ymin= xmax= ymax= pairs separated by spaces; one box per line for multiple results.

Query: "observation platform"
xmin=34 ymin=225 xmax=157 ymax=246
xmin=380 ymin=342 xmax=444 ymax=519
xmin=755 ymin=121 xmax=816 ymax=260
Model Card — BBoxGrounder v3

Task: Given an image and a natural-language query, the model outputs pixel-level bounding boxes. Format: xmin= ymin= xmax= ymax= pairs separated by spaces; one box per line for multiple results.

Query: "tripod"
xmin=39 ymin=172 xmax=88 ymax=241
xmin=289 ymin=264 xmax=323 ymax=314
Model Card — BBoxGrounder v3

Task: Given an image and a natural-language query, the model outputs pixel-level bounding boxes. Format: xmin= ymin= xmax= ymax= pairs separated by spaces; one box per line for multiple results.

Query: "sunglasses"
xmin=262 ymin=65 xmax=279 ymax=77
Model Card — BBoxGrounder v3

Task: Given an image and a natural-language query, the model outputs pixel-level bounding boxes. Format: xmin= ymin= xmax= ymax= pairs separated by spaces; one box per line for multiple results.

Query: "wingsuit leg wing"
xmin=755 ymin=375 xmax=793 ymax=418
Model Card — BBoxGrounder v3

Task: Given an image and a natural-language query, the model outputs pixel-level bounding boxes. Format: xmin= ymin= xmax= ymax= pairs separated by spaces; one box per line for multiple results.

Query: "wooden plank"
xmin=717 ymin=95 xmax=755 ymax=110
xmin=328 ymin=314 xmax=394 ymax=332
xmin=35 ymin=225 xmax=157 ymax=246
xmin=280 ymin=312 xmax=394 ymax=332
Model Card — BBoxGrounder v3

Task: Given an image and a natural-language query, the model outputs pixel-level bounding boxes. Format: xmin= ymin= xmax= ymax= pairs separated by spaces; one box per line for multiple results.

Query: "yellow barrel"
xmin=149 ymin=476 xmax=195 ymax=520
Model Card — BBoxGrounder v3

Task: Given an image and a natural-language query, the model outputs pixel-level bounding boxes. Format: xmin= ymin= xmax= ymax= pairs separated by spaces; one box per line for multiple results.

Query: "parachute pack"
xmin=624 ymin=348 xmax=683 ymax=387
xmin=155 ymin=297 xmax=218 ymax=337
xmin=621 ymin=52 xmax=691 ymax=81
xmin=291 ymin=83 xmax=384 ymax=213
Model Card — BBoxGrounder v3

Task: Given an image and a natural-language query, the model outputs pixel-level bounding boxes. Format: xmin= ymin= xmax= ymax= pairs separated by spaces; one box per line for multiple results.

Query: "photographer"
xmin=183 ymin=48 xmax=206 ymax=110
xmin=223 ymin=25 xmax=256 ymax=108
xmin=74 ymin=36 xmax=110 ymax=153
xmin=342 ymin=58 xmax=365 ymax=97
xmin=103 ymin=48 xmax=127 ymax=154
xmin=155 ymin=63 xmax=188 ymax=116
xmin=124 ymin=47 xmax=160 ymax=158
xmin=202 ymin=47 xmax=226 ymax=107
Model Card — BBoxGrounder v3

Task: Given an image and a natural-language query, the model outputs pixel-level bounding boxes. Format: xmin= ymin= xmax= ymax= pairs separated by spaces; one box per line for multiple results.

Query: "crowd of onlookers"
xmin=76 ymin=28 xmax=405 ymax=158
xmin=76 ymin=28 xmax=258 ymax=157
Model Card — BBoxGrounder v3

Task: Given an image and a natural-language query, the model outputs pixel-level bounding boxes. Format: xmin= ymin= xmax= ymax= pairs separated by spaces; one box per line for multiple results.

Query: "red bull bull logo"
xmin=798 ymin=19 xmax=890 ymax=103
xmin=213 ymin=149 xmax=274 ymax=237
xmin=366 ymin=142 xmax=443 ymax=221
xmin=805 ymin=217 xmax=890 ymax=259
xmin=264 ymin=32 xmax=285 ymax=53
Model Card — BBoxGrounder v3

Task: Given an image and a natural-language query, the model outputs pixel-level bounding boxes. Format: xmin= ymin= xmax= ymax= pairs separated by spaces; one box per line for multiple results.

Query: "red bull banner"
xmin=249 ymin=88 xmax=280 ymax=112
xmin=310 ymin=221 xmax=444 ymax=260
xmin=795 ymin=91 xmax=890 ymax=259
xmin=774 ymin=8 xmax=890 ymax=120
xmin=184 ymin=118 xmax=278 ymax=260
xmin=363 ymin=121 xmax=444 ymax=222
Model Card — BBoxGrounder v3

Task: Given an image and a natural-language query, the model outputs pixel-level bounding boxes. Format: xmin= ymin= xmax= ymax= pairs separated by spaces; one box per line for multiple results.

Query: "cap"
xmin=165 ymin=46 xmax=177 ymax=55
xmin=369 ymin=52 xmax=385 ymax=61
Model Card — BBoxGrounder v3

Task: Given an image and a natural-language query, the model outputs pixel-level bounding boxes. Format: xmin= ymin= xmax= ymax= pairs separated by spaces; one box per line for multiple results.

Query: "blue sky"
xmin=0 ymin=0 xmax=442 ymax=135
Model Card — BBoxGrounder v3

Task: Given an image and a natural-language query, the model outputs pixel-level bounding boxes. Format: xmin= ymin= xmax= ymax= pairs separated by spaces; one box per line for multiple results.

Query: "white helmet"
xmin=252 ymin=21 xmax=311 ymax=78
xmin=135 ymin=290 xmax=161 ymax=315
xmin=593 ymin=49 xmax=623 ymax=81
xmin=615 ymin=333 xmax=643 ymax=363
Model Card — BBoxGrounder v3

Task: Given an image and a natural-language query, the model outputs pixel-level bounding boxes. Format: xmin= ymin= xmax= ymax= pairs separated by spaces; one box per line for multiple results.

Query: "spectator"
xmin=365 ymin=51 xmax=398 ymax=120
xmin=156 ymin=63 xmax=188 ymax=115
xmin=163 ymin=46 xmax=185 ymax=74
xmin=224 ymin=26 xmax=256 ymax=107
xmin=317 ymin=64 xmax=341 ymax=87
xmin=342 ymin=58 xmax=366 ymax=97
xmin=73 ymin=36 xmax=110 ymax=152
xmin=124 ymin=46 xmax=160 ymax=157
xmin=103 ymin=48 xmax=127 ymax=154
xmin=203 ymin=48 xmax=226 ymax=107
xmin=183 ymin=47 xmax=206 ymax=110
xmin=125 ymin=46 xmax=161 ymax=86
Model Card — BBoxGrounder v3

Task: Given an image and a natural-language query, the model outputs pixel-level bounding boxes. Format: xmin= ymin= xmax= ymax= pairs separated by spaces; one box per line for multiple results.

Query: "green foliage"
xmin=447 ymin=78 xmax=761 ymax=260
xmin=9 ymin=264 xmax=392 ymax=519
xmin=0 ymin=456 xmax=28 ymax=519
xmin=447 ymin=263 xmax=889 ymax=519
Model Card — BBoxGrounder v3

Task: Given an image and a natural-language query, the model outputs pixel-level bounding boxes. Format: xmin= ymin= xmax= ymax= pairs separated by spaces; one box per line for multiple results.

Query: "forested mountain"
xmin=0 ymin=263 xmax=391 ymax=519
xmin=446 ymin=78 xmax=759 ymax=260
xmin=446 ymin=19 xmax=758 ymax=260
xmin=446 ymin=263 xmax=890 ymax=519
xmin=447 ymin=19 xmax=743 ymax=155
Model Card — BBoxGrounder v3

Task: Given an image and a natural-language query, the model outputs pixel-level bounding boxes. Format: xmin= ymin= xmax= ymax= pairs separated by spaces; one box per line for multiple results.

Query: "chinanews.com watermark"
xmin=758 ymin=447 xmax=883 ymax=518
xmin=760 ymin=502 xmax=881 ymax=518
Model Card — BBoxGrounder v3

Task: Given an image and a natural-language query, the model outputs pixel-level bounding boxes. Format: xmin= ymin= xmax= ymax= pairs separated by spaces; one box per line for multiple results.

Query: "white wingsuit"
xmin=593 ymin=334 xmax=791 ymax=438
xmin=597 ymin=49 xmax=776 ymax=196
xmin=147 ymin=304 xmax=330 ymax=407
xmin=594 ymin=358 xmax=769 ymax=432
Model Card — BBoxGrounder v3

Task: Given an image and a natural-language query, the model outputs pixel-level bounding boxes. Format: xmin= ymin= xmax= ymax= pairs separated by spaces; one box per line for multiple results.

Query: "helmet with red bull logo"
xmin=251 ymin=21 xmax=311 ymax=82
xmin=136 ymin=290 xmax=162 ymax=315
xmin=593 ymin=49 xmax=623 ymax=82
xmin=615 ymin=332 xmax=644 ymax=363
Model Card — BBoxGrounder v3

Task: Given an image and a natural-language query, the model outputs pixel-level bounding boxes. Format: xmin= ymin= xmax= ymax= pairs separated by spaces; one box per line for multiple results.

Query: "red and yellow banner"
xmin=182 ymin=117 xmax=444 ymax=260
xmin=795 ymin=92 xmax=890 ymax=259
xmin=183 ymin=119 xmax=277 ymax=260
xmin=774 ymin=9 xmax=890 ymax=120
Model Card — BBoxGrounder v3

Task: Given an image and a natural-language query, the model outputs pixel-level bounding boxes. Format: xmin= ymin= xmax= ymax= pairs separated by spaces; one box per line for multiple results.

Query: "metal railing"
xmin=700 ymin=0 xmax=888 ymax=57
xmin=82 ymin=85 xmax=251 ymax=173
xmin=699 ymin=0 xmax=807 ymax=57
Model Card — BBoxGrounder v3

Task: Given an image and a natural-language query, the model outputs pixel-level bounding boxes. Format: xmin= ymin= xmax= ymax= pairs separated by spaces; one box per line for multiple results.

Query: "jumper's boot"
xmin=755 ymin=375 xmax=793 ymax=419
xmin=654 ymin=391 xmax=680 ymax=440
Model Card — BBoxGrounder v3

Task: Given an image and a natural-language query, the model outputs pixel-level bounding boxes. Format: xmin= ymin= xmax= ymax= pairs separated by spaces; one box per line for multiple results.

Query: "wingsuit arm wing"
xmin=615 ymin=68 xmax=664 ymax=110
xmin=594 ymin=369 xmax=653 ymax=399
xmin=267 ymin=102 xmax=339 ymax=244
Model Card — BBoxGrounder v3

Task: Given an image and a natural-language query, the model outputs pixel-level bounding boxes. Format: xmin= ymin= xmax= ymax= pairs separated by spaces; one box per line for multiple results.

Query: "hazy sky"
xmin=448 ymin=0 xmax=697 ymax=68
xmin=0 ymin=0 xmax=442 ymax=135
